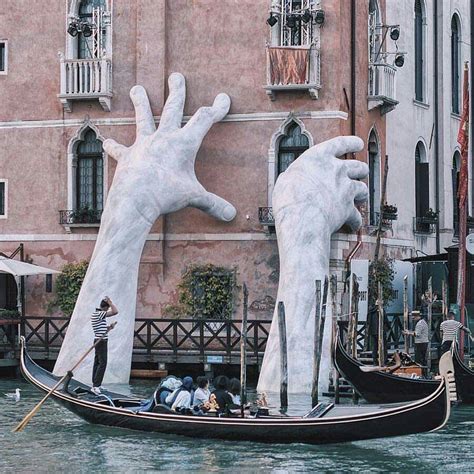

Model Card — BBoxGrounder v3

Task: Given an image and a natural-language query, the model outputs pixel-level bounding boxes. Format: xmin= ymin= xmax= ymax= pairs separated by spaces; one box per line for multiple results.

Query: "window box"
xmin=59 ymin=209 xmax=102 ymax=231
xmin=381 ymin=204 xmax=398 ymax=221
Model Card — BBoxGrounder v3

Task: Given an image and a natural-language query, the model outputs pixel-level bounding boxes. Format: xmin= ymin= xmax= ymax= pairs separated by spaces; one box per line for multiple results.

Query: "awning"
xmin=0 ymin=257 xmax=60 ymax=276
xmin=404 ymin=253 xmax=448 ymax=263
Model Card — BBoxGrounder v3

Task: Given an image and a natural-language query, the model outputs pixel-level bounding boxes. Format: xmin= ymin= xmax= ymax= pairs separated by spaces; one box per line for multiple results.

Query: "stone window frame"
xmin=267 ymin=114 xmax=313 ymax=206
xmin=0 ymin=40 xmax=8 ymax=75
xmin=0 ymin=179 xmax=8 ymax=219
xmin=67 ymin=120 xmax=108 ymax=212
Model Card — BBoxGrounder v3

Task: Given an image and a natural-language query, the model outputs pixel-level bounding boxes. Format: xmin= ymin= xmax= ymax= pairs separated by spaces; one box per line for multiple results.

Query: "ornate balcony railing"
xmin=58 ymin=56 xmax=112 ymax=112
xmin=258 ymin=207 xmax=275 ymax=226
xmin=264 ymin=45 xmax=320 ymax=100
xmin=368 ymin=62 xmax=398 ymax=114
xmin=413 ymin=216 xmax=437 ymax=235
xmin=59 ymin=209 xmax=103 ymax=225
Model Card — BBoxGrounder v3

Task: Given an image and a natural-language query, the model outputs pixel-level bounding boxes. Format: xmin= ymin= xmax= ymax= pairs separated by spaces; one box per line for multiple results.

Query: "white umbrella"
xmin=0 ymin=257 xmax=60 ymax=276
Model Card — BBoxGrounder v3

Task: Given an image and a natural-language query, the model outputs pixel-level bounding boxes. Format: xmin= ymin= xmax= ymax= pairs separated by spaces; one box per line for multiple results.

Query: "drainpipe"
xmin=434 ymin=0 xmax=440 ymax=254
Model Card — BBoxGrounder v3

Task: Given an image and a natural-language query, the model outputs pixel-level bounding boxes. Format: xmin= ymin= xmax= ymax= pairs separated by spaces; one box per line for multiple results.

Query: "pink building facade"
xmin=0 ymin=0 xmax=393 ymax=319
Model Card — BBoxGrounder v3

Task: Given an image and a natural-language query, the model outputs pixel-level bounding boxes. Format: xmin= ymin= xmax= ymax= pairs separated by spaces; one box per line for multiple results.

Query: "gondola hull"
xmin=334 ymin=332 xmax=439 ymax=404
xmin=20 ymin=338 xmax=450 ymax=445
xmin=453 ymin=344 xmax=474 ymax=403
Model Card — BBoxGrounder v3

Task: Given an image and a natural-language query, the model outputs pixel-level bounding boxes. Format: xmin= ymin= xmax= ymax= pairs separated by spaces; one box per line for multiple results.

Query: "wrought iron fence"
xmin=59 ymin=209 xmax=103 ymax=225
xmin=258 ymin=207 xmax=275 ymax=226
xmin=413 ymin=217 xmax=436 ymax=234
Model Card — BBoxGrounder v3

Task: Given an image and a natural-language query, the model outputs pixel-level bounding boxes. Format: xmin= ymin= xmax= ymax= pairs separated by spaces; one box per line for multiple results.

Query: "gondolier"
xmin=91 ymin=296 xmax=119 ymax=395
xmin=440 ymin=312 xmax=471 ymax=355
xmin=403 ymin=311 xmax=429 ymax=374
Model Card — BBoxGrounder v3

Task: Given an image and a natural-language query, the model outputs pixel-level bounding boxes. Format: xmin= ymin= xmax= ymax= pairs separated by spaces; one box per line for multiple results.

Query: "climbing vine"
xmin=49 ymin=261 xmax=89 ymax=316
xmin=164 ymin=264 xmax=236 ymax=319
xmin=368 ymin=257 xmax=395 ymax=309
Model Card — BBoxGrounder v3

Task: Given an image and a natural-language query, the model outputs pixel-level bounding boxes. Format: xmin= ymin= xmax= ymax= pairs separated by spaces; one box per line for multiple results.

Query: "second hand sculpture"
xmin=54 ymin=73 xmax=237 ymax=383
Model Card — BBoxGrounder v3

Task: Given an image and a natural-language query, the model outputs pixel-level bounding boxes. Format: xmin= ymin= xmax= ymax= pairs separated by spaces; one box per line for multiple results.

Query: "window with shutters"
xmin=414 ymin=0 xmax=426 ymax=102
xmin=451 ymin=15 xmax=461 ymax=114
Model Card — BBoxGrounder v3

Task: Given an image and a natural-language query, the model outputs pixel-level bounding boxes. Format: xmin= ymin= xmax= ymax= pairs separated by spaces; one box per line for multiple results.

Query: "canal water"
xmin=0 ymin=377 xmax=473 ymax=472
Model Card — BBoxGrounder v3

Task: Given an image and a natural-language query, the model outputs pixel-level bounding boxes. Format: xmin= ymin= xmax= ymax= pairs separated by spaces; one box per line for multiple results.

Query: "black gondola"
xmin=452 ymin=343 xmax=474 ymax=403
xmin=334 ymin=331 xmax=440 ymax=404
xmin=19 ymin=337 xmax=450 ymax=445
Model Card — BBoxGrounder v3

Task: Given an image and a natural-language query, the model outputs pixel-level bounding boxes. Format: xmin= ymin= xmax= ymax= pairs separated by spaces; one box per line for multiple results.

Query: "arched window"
xmin=76 ymin=129 xmax=104 ymax=212
xmin=415 ymin=142 xmax=429 ymax=220
xmin=78 ymin=0 xmax=107 ymax=59
xmin=277 ymin=122 xmax=309 ymax=174
xmin=451 ymin=15 xmax=461 ymax=114
xmin=369 ymin=0 xmax=382 ymax=64
xmin=368 ymin=130 xmax=381 ymax=226
xmin=271 ymin=0 xmax=314 ymax=47
xmin=452 ymin=151 xmax=461 ymax=234
xmin=414 ymin=0 xmax=425 ymax=101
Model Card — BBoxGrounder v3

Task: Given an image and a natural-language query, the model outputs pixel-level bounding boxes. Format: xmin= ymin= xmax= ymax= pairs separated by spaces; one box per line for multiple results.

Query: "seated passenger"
xmin=211 ymin=375 xmax=234 ymax=414
xmin=165 ymin=376 xmax=194 ymax=412
xmin=154 ymin=376 xmax=182 ymax=406
xmin=228 ymin=378 xmax=241 ymax=405
xmin=193 ymin=376 xmax=210 ymax=408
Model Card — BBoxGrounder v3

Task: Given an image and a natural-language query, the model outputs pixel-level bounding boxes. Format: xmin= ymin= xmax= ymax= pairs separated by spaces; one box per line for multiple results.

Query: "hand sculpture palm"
xmin=103 ymin=73 xmax=236 ymax=223
xmin=258 ymin=137 xmax=369 ymax=394
xmin=54 ymin=73 xmax=236 ymax=383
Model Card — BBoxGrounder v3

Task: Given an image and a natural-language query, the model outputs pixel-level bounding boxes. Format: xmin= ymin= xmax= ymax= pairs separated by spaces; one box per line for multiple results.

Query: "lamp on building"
xmin=267 ymin=13 xmax=278 ymax=27
xmin=286 ymin=14 xmax=297 ymax=29
xmin=301 ymin=9 xmax=312 ymax=24
xmin=67 ymin=19 xmax=95 ymax=37
xmin=314 ymin=9 xmax=325 ymax=25
xmin=82 ymin=23 xmax=93 ymax=37
xmin=394 ymin=53 xmax=405 ymax=67
xmin=67 ymin=20 xmax=79 ymax=37
xmin=390 ymin=26 xmax=400 ymax=41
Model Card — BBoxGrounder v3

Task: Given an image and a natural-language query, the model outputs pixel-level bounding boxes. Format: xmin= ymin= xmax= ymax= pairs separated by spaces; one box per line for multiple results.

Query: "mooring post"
xmin=427 ymin=277 xmax=433 ymax=373
xmin=330 ymin=275 xmax=340 ymax=404
xmin=311 ymin=280 xmax=322 ymax=407
xmin=240 ymin=283 xmax=248 ymax=417
xmin=377 ymin=282 xmax=385 ymax=367
xmin=403 ymin=275 xmax=409 ymax=353
xmin=350 ymin=274 xmax=360 ymax=403
xmin=277 ymin=301 xmax=288 ymax=411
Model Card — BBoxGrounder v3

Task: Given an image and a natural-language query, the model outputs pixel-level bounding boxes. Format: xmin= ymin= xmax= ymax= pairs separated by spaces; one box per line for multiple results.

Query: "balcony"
xmin=58 ymin=57 xmax=112 ymax=112
xmin=59 ymin=209 xmax=102 ymax=232
xmin=258 ymin=207 xmax=275 ymax=226
xmin=264 ymin=46 xmax=320 ymax=100
xmin=413 ymin=217 xmax=437 ymax=235
xmin=368 ymin=63 xmax=398 ymax=115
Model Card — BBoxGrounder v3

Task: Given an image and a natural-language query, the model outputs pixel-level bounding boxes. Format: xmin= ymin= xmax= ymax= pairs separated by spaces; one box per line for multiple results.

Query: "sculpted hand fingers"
xmin=345 ymin=160 xmax=369 ymax=180
xmin=182 ymin=93 xmax=231 ymax=146
xmin=352 ymin=180 xmax=369 ymax=203
xmin=190 ymin=191 xmax=236 ymax=222
xmin=103 ymin=139 xmax=128 ymax=161
xmin=345 ymin=206 xmax=363 ymax=231
xmin=130 ymin=85 xmax=156 ymax=137
xmin=314 ymin=136 xmax=364 ymax=159
xmin=158 ymin=73 xmax=186 ymax=133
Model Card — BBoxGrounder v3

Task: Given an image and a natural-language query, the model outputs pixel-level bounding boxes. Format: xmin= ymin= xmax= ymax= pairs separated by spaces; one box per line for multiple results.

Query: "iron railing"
xmin=59 ymin=209 xmax=103 ymax=225
xmin=413 ymin=216 xmax=437 ymax=234
xmin=258 ymin=207 xmax=275 ymax=226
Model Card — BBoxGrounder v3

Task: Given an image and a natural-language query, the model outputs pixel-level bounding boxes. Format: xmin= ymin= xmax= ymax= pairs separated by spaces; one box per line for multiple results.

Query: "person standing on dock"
xmin=403 ymin=311 xmax=429 ymax=375
xmin=440 ymin=312 xmax=472 ymax=355
xmin=91 ymin=296 xmax=119 ymax=395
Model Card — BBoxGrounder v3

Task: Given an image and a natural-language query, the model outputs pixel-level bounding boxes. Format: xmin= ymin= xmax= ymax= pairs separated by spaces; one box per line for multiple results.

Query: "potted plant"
xmin=421 ymin=208 xmax=438 ymax=224
xmin=382 ymin=203 xmax=398 ymax=220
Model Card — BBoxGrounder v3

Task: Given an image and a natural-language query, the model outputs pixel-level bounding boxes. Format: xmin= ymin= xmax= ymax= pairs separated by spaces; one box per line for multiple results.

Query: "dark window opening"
xmin=45 ymin=274 xmax=53 ymax=293
xmin=0 ymin=182 xmax=5 ymax=216
xmin=414 ymin=0 xmax=424 ymax=101
xmin=451 ymin=15 xmax=460 ymax=114
xmin=0 ymin=42 xmax=5 ymax=72
xmin=415 ymin=143 xmax=430 ymax=231
xmin=277 ymin=123 xmax=309 ymax=175
xmin=368 ymin=132 xmax=381 ymax=226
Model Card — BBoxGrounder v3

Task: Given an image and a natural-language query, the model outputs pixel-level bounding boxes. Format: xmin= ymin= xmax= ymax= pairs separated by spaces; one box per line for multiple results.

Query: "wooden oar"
xmin=13 ymin=322 xmax=117 ymax=433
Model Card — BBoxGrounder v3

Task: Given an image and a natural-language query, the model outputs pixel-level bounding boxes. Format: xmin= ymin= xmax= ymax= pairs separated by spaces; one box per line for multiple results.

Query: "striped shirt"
xmin=440 ymin=320 xmax=463 ymax=343
xmin=414 ymin=319 xmax=429 ymax=343
xmin=91 ymin=310 xmax=108 ymax=339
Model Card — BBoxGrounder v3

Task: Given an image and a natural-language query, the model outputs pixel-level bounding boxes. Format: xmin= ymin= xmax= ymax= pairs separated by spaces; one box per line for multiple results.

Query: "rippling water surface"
xmin=0 ymin=378 xmax=473 ymax=472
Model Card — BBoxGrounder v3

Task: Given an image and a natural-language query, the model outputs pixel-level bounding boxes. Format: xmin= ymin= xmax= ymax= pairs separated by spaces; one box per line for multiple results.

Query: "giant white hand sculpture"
xmin=257 ymin=137 xmax=368 ymax=393
xmin=54 ymin=73 xmax=236 ymax=383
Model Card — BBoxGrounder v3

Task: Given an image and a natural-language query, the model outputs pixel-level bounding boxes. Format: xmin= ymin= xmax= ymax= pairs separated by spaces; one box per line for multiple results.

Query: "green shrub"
xmin=0 ymin=309 xmax=20 ymax=318
xmin=49 ymin=261 xmax=89 ymax=316
xmin=167 ymin=264 xmax=236 ymax=320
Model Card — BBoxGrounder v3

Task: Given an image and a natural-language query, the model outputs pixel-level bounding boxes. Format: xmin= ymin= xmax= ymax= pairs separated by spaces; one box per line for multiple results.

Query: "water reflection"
xmin=1 ymin=378 xmax=473 ymax=472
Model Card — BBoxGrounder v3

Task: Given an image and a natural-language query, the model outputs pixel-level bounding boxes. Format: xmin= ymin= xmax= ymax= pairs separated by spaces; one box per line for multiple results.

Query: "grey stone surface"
xmin=54 ymin=73 xmax=236 ymax=383
xmin=257 ymin=137 xmax=369 ymax=394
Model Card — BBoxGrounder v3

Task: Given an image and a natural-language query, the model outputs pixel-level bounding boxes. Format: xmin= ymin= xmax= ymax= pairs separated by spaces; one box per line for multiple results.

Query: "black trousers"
xmin=414 ymin=342 xmax=428 ymax=367
xmin=92 ymin=339 xmax=108 ymax=387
